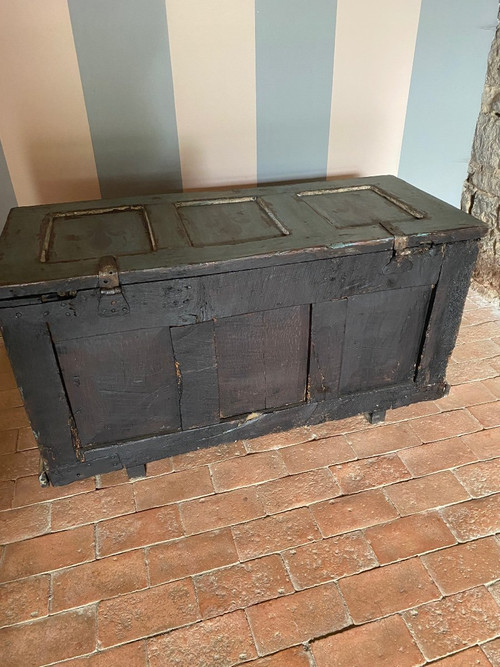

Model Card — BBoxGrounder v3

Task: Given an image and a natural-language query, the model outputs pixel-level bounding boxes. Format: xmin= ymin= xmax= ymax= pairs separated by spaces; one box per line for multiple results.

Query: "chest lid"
xmin=0 ymin=175 xmax=486 ymax=299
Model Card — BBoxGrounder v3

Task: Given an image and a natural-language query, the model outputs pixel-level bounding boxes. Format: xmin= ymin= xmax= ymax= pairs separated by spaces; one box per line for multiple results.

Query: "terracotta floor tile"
xmin=97 ymin=505 xmax=182 ymax=557
xmin=231 ymin=507 xmax=321 ymax=561
xmin=468 ymin=401 xmax=500 ymax=428
xmin=0 ymin=503 xmax=50 ymax=544
xmin=489 ymin=580 xmax=500 ymax=605
xmin=134 ymin=466 xmax=214 ymax=510
xmin=408 ymin=410 xmax=481 ymax=443
xmin=98 ymin=579 xmax=199 ymax=648
xmin=194 ymin=553 xmax=293 ymax=618
xmin=461 ymin=426 xmax=500 ymax=459
xmin=0 ymin=449 xmax=40 ymax=481
xmin=483 ymin=376 xmax=500 ymax=398
xmin=15 ymin=426 xmax=37 ymax=451
xmin=13 ymin=474 xmax=95 ymax=507
xmin=244 ymin=427 xmax=315 ymax=453
xmin=0 ymin=369 xmax=19 ymax=391
xmin=365 ymin=513 xmax=456 ymax=564
xmin=312 ymin=615 xmax=424 ymax=667
xmin=482 ymin=637 xmax=500 ymax=666
xmin=148 ymin=611 xmax=256 ymax=666
xmin=0 ymin=575 xmax=50 ymax=627
xmin=148 ymin=528 xmax=238 ymax=585
xmin=402 ymin=587 xmax=500 ymax=661
xmin=488 ymin=355 xmax=500 ymax=373
xmin=255 ymin=468 xmax=340 ymax=514
xmin=333 ymin=453 xmax=410 ymax=494
xmin=0 ymin=406 xmax=29 ymax=431
xmin=0 ymin=525 xmax=95 ymax=582
xmin=96 ymin=468 xmax=130 ymax=488
xmin=454 ymin=458 xmax=500 ymax=497
xmin=51 ymin=484 xmax=135 ymax=530
xmin=452 ymin=339 xmax=500 ymax=362
xmin=339 ymin=558 xmax=440 ymax=622
xmin=461 ymin=307 xmax=499 ymax=326
xmin=457 ymin=321 xmax=500 ymax=344
xmin=345 ymin=422 xmax=421 ymax=457
xmin=422 ymin=536 xmax=500 ymax=595
xmin=172 ymin=440 xmax=246 ymax=470
xmin=280 ymin=435 xmax=355 ymax=474
xmin=244 ymin=646 xmax=311 ymax=667
xmin=398 ymin=437 xmax=478 ymax=476
xmin=210 ymin=450 xmax=287 ymax=492
xmin=385 ymin=471 xmax=469 ymax=515
xmin=312 ymin=488 xmax=398 ymax=537
xmin=246 ymin=583 xmax=349 ymax=655
xmin=386 ymin=400 xmax=441 ymax=421
xmin=446 ymin=359 xmax=498 ymax=385
xmin=51 ymin=549 xmax=148 ymax=612
xmin=55 ymin=641 xmax=147 ymax=667
xmin=436 ymin=381 xmax=497 ymax=410
xmin=0 ymin=480 xmax=14 ymax=510
xmin=1 ymin=606 xmax=96 ymax=666
xmin=180 ymin=486 xmax=265 ymax=535
xmin=441 ymin=493 xmax=500 ymax=540
xmin=282 ymin=531 xmax=377 ymax=589
xmin=146 ymin=457 xmax=174 ymax=476
xmin=311 ymin=415 xmax=368 ymax=437
xmin=0 ymin=429 xmax=17 ymax=456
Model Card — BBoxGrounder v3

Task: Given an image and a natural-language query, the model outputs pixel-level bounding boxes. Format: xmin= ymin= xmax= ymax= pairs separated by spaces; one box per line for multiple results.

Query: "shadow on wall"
xmin=25 ymin=137 xmax=183 ymax=207
xmin=22 ymin=141 xmax=100 ymax=207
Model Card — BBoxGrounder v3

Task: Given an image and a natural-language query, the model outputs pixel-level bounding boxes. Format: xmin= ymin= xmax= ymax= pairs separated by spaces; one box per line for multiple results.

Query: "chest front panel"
xmin=29 ymin=249 xmax=440 ymax=454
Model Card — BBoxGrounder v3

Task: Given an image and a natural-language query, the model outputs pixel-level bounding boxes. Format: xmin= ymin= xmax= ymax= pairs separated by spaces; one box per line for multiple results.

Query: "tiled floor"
xmin=1 ymin=288 xmax=500 ymax=667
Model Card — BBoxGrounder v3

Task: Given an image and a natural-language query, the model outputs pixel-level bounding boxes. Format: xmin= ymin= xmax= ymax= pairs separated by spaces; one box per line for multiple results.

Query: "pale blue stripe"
xmin=398 ymin=0 xmax=497 ymax=206
xmin=256 ymin=0 xmax=337 ymax=183
xmin=68 ymin=0 xmax=182 ymax=198
xmin=0 ymin=141 xmax=17 ymax=232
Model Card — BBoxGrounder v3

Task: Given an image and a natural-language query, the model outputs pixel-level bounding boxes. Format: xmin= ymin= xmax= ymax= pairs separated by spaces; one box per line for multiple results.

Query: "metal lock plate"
xmin=98 ymin=256 xmax=130 ymax=317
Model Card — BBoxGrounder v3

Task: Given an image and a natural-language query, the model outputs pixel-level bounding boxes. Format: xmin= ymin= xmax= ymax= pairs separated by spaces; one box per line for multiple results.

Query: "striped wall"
xmin=0 ymin=0 xmax=497 ymax=229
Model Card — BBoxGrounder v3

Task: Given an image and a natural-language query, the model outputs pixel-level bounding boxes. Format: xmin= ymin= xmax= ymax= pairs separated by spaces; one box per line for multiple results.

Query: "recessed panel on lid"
xmin=175 ymin=197 xmax=289 ymax=247
xmin=298 ymin=186 xmax=423 ymax=228
xmin=41 ymin=206 xmax=156 ymax=263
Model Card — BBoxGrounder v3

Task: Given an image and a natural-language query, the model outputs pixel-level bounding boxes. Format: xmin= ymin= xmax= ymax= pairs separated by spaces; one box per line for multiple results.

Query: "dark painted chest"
xmin=0 ymin=176 xmax=486 ymax=485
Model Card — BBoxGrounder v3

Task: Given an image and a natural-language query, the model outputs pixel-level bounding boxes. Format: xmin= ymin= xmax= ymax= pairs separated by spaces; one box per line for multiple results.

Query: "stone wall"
xmin=462 ymin=13 xmax=500 ymax=301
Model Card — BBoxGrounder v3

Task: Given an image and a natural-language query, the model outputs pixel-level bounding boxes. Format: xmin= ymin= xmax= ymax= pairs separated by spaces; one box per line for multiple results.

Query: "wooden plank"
xmin=340 ymin=285 xmax=432 ymax=394
xmin=1 ymin=322 xmax=78 ymax=470
xmin=417 ymin=240 xmax=478 ymax=386
xmin=83 ymin=379 xmax=448 ymax=477
xmin=215 ymin=306 xmax=310 ymax=419
xmin=309 ymin=299 xmax=347 ymax=401
xmin=263 ymin=305 xmax=309 ymax=409
xmin=36 ymin=250 xmax=443 ymax=342
xmin=215 ymin=312 xmax=266 ymax=418
xmin=55 ymin=327 xmax=181 ymax=446
xmin=170 ymin=320 xmax=219 ymax=429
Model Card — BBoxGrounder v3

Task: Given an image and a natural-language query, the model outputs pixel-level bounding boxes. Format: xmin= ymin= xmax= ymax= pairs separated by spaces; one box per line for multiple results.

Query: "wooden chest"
xmin=0 ymin=176 xmax=486 ymax=485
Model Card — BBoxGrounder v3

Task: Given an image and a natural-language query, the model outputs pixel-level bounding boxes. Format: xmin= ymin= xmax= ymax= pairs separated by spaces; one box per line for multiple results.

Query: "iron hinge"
xmin=98 ymin=256 xmax=130 ymax=317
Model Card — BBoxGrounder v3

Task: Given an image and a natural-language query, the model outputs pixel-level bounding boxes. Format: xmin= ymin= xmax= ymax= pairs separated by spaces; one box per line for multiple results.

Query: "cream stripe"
xmin=327 ymin=0 xmax=421 ymax=178
xmin=166 ymin=0 xmax=256 ymax=190
xmin=0 ymin=0 xmax=100 ymax=206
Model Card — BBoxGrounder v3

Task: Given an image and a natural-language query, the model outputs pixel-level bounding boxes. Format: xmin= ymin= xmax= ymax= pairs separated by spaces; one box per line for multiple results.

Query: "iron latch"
xmin=98 ymin=256 xmax=130 ymax=317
